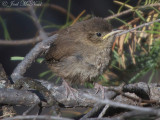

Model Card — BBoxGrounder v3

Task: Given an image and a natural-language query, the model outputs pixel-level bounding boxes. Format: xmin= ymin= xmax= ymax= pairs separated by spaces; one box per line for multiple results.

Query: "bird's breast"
xmin=94 ymin=48 xmax=111 ymax=73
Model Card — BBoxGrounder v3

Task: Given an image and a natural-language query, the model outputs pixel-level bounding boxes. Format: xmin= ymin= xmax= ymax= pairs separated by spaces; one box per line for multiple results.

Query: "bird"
xmin=45 ymin=17 xmax=121 ymax=98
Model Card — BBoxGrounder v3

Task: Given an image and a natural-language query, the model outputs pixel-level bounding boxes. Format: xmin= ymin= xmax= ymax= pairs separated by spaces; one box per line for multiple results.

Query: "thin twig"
xmin=0 ymin=36 xmax=41 ymax=45
xmin=104 ymin=3 xmax=160 ymax=21
xmin=80 ymin=90 xmax=117 ymax=120
xmin=43 ymin=4 xmax=75 ymax=20
xmin=83 ymin=94 xmax=159 ymax=113
xmin=28 ymin=3 xmax=48 ymax=39
xmin=98 ymin=104 xmax=110 ymax=118
xmin=0 ymin=32 xmax=56 ymax=46
xmin=23 ymin=103 xmax=39 ymax=115
xmin=0 ymin=4 xmax=75 ymax=20
xmin=115 ymin=18 xmax=160 ymax=37
xmin=116 ymin=110 xmax=159 ymax=120
xmin=71 ymin=10 xmax=86 ymax=25
xmin=80 ymin=104 xmax=105 ymax=120
xmin=108 ymin=88 xmax=159 ymax=105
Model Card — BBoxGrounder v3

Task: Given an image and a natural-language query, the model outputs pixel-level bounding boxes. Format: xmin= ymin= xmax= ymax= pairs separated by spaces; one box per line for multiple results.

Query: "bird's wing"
xmin=45 ymin=41 xmax=80 ymax=63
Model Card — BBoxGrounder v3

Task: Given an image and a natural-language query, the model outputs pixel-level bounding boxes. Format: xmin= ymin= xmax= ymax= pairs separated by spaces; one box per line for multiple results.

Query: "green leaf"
xmin=39 ymin=70 xmax=51 ymax=78
xmin=39 ymin=0 xmax=50 ymax=20
xmin=124 ymin=32 xmax=130 ymax=43
xmin=118 ymin=0 xmax=131 ymax=13
xmin=43 ymin=24 xmax=62 ymax=29
xmin=36 ymin=58 xmax=44 ymax=63
xmin=55 ymin=77 xmax=61 ymax=84
xmin=151 ymin=7 xmax=160 ymax=14
xmin=135 ymin=10 xmax=146 ymax=22
xmin=148 ymin=69 xmax=155 ymax=83
xmin=145 ymin=30 xmax=160 ymax=34
xmin=114 ymin=17 xmax=131 ymax=27
xmin=10 ymin=56 xmax=24 ymax=61
xmin=113 ymin=50 xmax=123 ymax=67
xmin=129 ymin=68 xmax=150 ymax=83
xmin=66 ymin=0 xmax=72 ymax=24
xmin=0 ymin=16 xmax=11 ymax=40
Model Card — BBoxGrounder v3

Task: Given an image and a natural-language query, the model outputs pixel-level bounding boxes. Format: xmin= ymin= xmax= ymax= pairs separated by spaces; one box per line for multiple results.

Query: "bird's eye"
xmin=96 ymin=32 xmax=101 ymax=37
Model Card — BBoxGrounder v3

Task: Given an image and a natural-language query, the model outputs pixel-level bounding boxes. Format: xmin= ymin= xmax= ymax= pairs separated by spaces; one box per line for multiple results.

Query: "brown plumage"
xmin=45 ymin=17 xmax=115 ymax=85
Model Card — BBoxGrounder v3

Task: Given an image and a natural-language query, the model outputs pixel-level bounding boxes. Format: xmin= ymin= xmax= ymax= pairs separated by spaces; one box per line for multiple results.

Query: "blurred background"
xmin=0 ymin=0 xmax=159 ymax=84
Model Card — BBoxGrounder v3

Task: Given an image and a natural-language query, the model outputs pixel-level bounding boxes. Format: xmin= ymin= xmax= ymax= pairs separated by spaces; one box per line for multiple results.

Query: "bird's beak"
xmin=103 ymin=30 xmax=124 ymax=40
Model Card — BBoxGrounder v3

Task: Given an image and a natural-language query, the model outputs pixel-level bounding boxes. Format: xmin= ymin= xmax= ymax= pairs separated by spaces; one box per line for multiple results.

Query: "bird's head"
xmin=79 ymin=17 xmax=122 ymax=49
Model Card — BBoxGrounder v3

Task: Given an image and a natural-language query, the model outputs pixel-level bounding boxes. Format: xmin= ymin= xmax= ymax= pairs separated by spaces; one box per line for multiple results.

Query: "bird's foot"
xmin=62 ymin=80 xmax=78 ymax=99
xmin=94 ymin=83 xmax=106 ymax=99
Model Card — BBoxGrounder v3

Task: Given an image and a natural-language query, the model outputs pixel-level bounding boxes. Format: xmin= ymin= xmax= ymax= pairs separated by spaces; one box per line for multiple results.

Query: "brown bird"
xmin=45 ymin=17 xmax=121 ymax=98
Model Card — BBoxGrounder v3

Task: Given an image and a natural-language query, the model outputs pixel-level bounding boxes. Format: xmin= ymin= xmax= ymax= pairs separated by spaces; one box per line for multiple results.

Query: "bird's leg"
xmin=62 ymin=80 xmax=78 ymax=99
xmin=94 ymin=83 xmax=106 ymax=99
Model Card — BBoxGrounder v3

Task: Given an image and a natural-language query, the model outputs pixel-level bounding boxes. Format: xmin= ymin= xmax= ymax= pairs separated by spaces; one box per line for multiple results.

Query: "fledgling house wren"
xmin=45 ymin=17 xmax=119 ymax=95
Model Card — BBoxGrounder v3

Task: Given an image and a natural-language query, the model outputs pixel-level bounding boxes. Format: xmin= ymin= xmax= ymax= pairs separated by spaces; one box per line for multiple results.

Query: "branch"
xmin=115 ymin=110 xmax=158 ymax=120
xmin=80 ymin=104 xmax=106 ymax=120
xmin=0 ymin=88 xmax=40 ymax=105
xmin=2 ymin=115 xmax=73 ymax=120
xmin=0 ymin=79 xmax=117 ymax=107
xmin=0 ymin=32 xmax=57 ymax=46
xmin=1 ymin=79 xmax=160 ymax=110
xmin=0 ymin=4 xmax=75 ymax=20
xmin=28 ymin=2 xmax=48 ymax=39
xmin=11 ymin=34 xmax=58 ymax=82
xmin=115 ymin=18 xmax=160 ymax=37
xmin=83 ymin=94 xmax=159 ymax=113
xmin=37 ymin=79 xmax=117 ymax=107
xmin=104 ymin=3 xmax=160 ymax=21
xmin=0 ymin=3 xmax=75 ymax=46
xmin=0 ymin=36 xmax=41 ymax=46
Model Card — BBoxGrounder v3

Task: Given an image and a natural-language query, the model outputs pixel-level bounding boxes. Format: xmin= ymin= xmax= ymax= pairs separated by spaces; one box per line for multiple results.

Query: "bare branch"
xmin=0 ymin=32 xmax=57 ymax=46
xmin=28 ymin=2 xmax=48 ymax=39
xmin=2 ymin=115 xmax=73 ymax=120
xmin=30 ymin=79 xmax=117 ymax=107
xmin=0 ymin=36 xmax=41 ymax=46
xmin=0 ymin=79 xmax=117 ymax=107
xmin=115 ymin=19 xmax=160 ymax=37
xmin=98 ymin=104 xmax=110 ymax=118
xmin=23 ymin=103 xmax=38 ymax=115
xmin=0 ymin=88 xmax=40 ymax=105
xmin=116 ymin=110 xmax=156 ymax=120
xmin=80 ymin=104 xmax=106 ymax=120
xmin=104 ymin=3 xmax=160 ymax=21
xmin=11 ymin=34 xmax=58 ymax=82
xmin=0 ymin=4 xmax=75 ymax=20
xmin=83 ymin=94 xmax=160 ymax=113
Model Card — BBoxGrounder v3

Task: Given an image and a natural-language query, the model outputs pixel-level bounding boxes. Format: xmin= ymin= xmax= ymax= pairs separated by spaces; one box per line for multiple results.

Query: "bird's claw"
xmin=62 ymin=80 xmax=78 ymax=99
xmin=94 ymin=83 xmax=106 ymax=99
